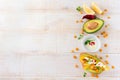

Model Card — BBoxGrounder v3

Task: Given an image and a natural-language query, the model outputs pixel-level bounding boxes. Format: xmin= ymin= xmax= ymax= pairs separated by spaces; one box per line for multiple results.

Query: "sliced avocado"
xmin=80 ymin=52 xmax=108 ymax=74
xmin=83 ymin=19 xmax=104 ymax=34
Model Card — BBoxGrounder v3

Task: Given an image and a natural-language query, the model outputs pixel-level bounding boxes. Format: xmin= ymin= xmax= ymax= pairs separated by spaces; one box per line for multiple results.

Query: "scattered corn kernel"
xmin=97 ymin=36 xmax=100 ymax=38
xmin=105 ymin=25 xmax=108 ymax=28
xmin=103 ymin=33 xmax=108 ymax=38
xmin=104 ymin=44 xmax=108 ymax=47
xmin=107 ymin=16 xmax=111 ymax=19
xmin=111 ymin=66 xmax=115 ymax=69
xmin=75 ymin=47 xmax=79 ymax=51
xmin=95 ymin=74 xmax=99 ymax=78
xmin=94 ymin=54 xmax=98 ymax=57
xmin=101 ymin=12 xmax=105 ymax=15
xmin=99 ymin=49 xmax=102 ymax=52
xmin=71 ymin=50 xmax=75 ymax=53
xmin=74 ymin=35 xmax=77 ymax=39
xmin=75 ymin=64 xmax=79 ymax=68
xmin=104 ymin=9 xmax=108 ymax=12
xmin=101 ymin=31 xmax=105 ymax=35
xmin=105 ymin=60 xmax=109 ymax=64
xmin=80 ymin=11 xmax=83 ymax=14
xmin=76 ymin=20 xmax=79 ymax=23
xmin=73 ymin=55 xmax=77 ymax=59
xmin=80 ymin=19 xmax=83 ymax=23
xmin=91 ymin=73 xmax=95 ymax=77
xmin=106 ymin=54 xmax=109 ymax=58
xmin=80 ymin=28 xmax=84 ymax=34
xmin=100 ymin=57 xmax=103 ymax=59
xmin=91 ymin=73 xmax=98 ymax=77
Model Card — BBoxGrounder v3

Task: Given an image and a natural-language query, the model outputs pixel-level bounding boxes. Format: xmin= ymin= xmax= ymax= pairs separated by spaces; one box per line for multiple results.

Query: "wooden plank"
xmin=0 ymin=0 xmax=119 ymax=79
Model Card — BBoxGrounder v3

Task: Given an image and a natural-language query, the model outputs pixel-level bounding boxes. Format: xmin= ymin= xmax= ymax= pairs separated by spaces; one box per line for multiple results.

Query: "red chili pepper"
xmin=89 ymin=41 xmax=95 ymax=46
xmin=82 ymin=15 xmax=96 ymax=20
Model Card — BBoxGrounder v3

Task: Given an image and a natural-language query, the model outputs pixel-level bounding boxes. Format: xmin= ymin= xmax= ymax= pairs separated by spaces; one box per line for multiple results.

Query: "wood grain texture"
xmin=0 ymin=0 xmax=119 ymax=79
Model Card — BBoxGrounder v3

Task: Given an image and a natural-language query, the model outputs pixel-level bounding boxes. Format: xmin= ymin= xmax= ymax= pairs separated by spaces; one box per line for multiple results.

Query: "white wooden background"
xmin=0 ymin=0 xmax=120 ymax=79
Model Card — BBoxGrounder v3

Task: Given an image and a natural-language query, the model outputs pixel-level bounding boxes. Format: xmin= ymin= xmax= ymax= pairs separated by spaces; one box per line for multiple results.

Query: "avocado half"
xmin=80 ymin=52 xmax=109 ymax=74
xmin=83 ymin=19 xmax=104 ymax=34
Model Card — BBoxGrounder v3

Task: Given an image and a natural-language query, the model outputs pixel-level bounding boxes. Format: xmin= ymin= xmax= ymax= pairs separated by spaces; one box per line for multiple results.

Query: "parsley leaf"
xmin=84 ymin=40 xmax=91 ymax=45
xmin=83 ymin=72 xmax=87 ymax=77
xmin=78 ymin=34 xmax=84 ymax=40
xmin=84 ymin=39 xmax=94 ymax=45
xmin=76 ymin=6 xmax=82 ymax=11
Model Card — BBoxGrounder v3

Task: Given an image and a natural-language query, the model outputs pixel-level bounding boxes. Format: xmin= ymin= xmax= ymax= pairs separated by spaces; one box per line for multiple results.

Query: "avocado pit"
xmin=87 ymin=22 xmax=98 ymax=30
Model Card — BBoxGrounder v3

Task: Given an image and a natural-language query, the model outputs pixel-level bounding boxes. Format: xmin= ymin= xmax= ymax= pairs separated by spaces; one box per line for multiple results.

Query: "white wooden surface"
xmin=0 ymin=0 xmax=120 ymax=79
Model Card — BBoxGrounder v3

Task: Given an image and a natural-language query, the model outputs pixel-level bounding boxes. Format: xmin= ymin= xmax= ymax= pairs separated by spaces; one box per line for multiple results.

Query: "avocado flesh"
xmin=83 ymin=19 xmax=104 ymax=34
xmin=80 ymin=53 xmax=106 ymax=74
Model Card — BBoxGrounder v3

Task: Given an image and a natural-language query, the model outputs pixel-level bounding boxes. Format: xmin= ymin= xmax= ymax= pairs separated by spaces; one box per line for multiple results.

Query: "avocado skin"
xmin=83 ymin=19 xmax=104 ymax=34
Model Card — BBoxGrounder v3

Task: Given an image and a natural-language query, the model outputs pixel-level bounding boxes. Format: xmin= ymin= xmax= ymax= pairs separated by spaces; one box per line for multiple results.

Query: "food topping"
xmin=89 ymin=41 xmax=95 ymax=46
xmin=88 ymin=59 xmax=96 ymax=64
xmin=84 ymin=57 xmax=89 ymax=60
xmin=96 ymin=62 xmax=105 ymax=67
xmin=85 ymin=39 xmax=95 ymax=45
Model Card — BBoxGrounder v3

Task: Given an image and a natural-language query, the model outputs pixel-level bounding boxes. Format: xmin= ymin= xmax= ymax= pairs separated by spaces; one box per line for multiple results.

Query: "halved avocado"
xmin=80 ymin=52 xmax=109 ymax=74
xmin=83 ymin=19 xmax=104 ymax=34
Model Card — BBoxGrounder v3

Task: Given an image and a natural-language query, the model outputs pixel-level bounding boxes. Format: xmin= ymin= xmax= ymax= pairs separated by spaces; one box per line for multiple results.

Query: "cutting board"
xmin=0 ymin=0 xmax=120 ymax=79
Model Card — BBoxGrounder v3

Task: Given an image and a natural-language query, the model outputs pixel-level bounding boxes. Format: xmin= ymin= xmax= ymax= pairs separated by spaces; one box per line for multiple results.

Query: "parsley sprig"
xmin=78 ymin=34 xmax=84 ymax=40
xmin=84 ymin=39 xmax=94 ymax=45
xmin=76 ymin=6 xmax=82 ymax=11
xmin=83 ymin=72 xmax=87 ymax=77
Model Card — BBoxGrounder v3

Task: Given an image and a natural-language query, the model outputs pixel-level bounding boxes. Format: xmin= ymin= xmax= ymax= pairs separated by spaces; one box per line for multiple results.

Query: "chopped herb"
xmin=78 ymin=34 xmax=84 ymax=40
xmin=83 ymin=72 xmax=87 ymax=77
xmin=76 ymin=6 xmax=82 ymax=11
xmin=84 ymin=39 xmax=94 ymax=45
xmin=87 ymin=58 xmax=90 ymax=62
xmin=96 ymin=66 xmax=100 ymax=69
xmin=84 ymin=40 xmax=91 ymax=45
